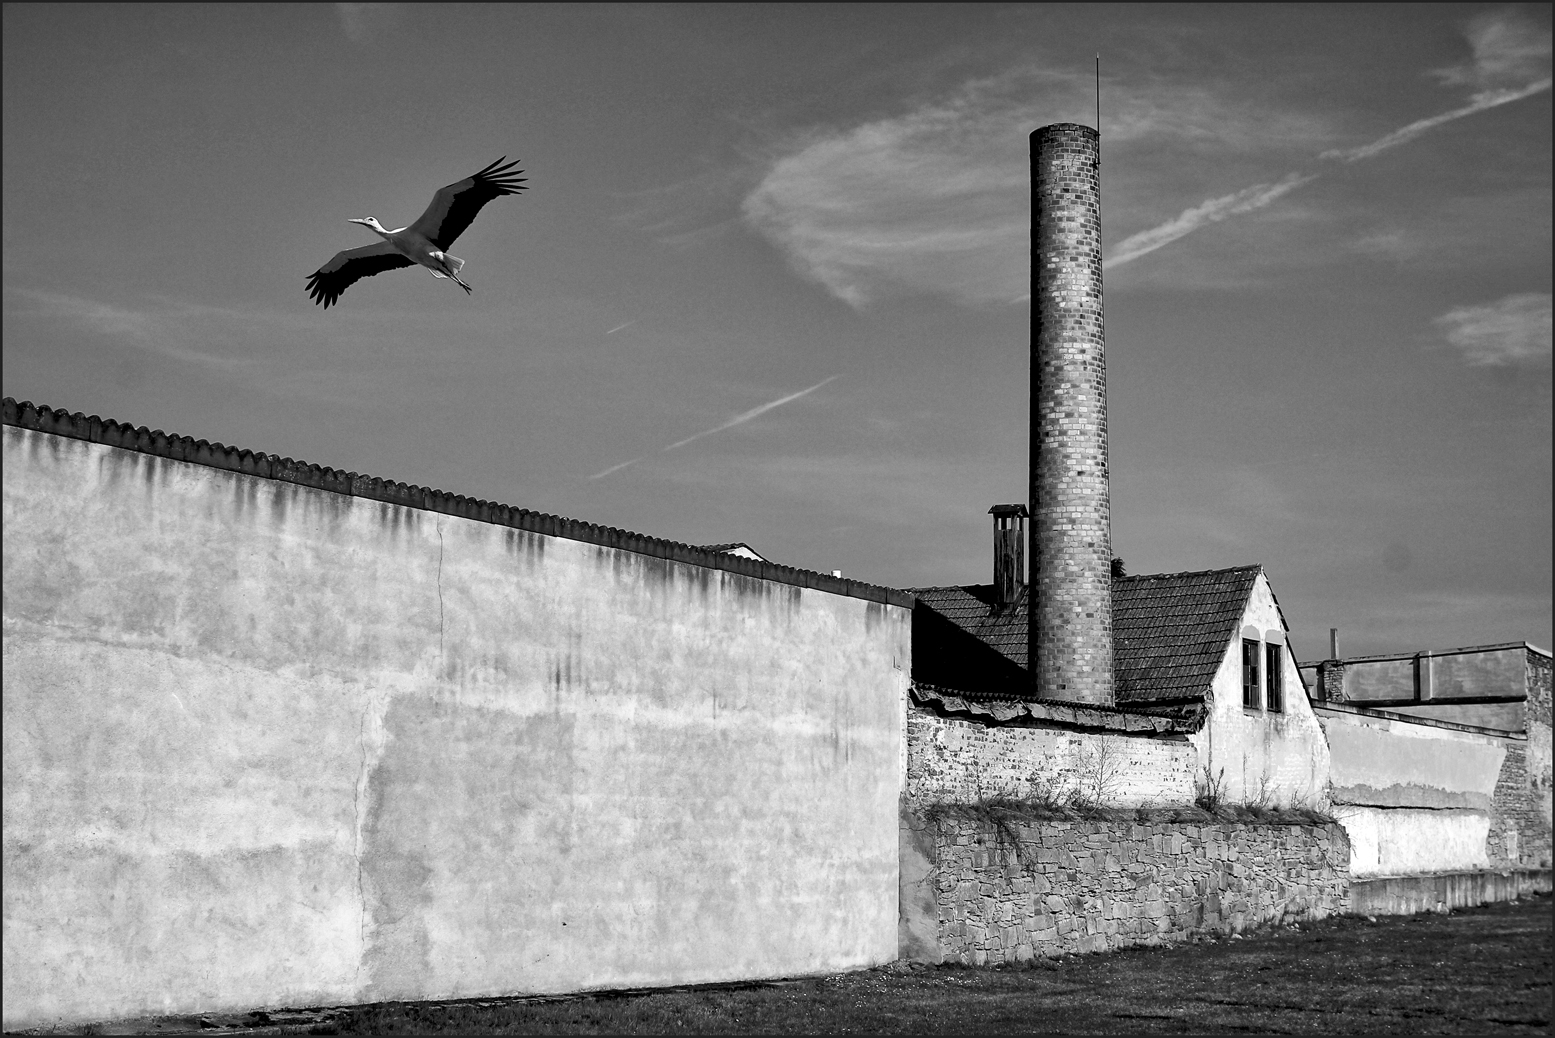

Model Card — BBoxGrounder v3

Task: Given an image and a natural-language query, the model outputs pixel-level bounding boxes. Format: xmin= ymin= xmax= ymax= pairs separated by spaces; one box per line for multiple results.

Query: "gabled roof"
xmin=1112 ymin=566 xmax=1263 ymax=702
xmin=908 ymin=565 xmax=1265 ymax=704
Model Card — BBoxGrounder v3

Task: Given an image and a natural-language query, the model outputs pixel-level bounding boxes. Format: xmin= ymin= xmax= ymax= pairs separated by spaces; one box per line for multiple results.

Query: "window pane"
xmin=1266 ymin=642 xmax=1283 ymax=713
xmin=1242 ymin=639 xmax=1260 ymax=709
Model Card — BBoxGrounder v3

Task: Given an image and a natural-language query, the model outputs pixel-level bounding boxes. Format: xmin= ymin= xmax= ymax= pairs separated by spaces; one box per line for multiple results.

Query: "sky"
xmin=4 ymin=3 xmax=1551 ymax=663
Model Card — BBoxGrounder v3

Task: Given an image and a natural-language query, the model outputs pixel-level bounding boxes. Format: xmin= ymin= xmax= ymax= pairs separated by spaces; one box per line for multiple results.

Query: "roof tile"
xmin=908 ymin=565 xmax=1260 ymax=703
xmin=4 ymin=397 xmax=911 ymax=609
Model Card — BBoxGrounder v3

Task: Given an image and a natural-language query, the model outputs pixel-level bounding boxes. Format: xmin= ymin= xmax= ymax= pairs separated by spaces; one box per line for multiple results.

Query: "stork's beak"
xmin=348 ymin=218 xmax=371 ymax=227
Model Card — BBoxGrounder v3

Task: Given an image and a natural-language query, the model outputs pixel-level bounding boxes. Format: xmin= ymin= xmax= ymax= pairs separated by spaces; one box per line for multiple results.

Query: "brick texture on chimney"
xmin=1030 ymin=123 xmax=1113 ymax=705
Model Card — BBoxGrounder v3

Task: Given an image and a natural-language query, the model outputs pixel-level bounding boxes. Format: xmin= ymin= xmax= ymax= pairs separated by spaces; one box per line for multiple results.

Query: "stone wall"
xmin=1489 ymin=740 xmax=1551 ymax=869
xmin=1526 ymin=648 xmax=1553 ymax=859
xmin=901 ymin=811 xmax=1349 ymax=964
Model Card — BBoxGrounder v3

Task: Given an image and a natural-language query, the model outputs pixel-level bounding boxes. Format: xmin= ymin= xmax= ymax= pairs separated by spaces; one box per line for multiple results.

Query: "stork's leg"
xmin=451 ymin=274 xmax=473 ymax=295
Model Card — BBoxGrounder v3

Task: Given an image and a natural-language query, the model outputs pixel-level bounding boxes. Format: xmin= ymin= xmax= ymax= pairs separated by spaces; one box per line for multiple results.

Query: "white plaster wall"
xmin=2 ymin=428 xmax=909 ymax=1030
xmin=1333 ymin=806 xmax=1491 ymax=878
xmin=1319 ymin=709 xmax=1504 ymax=810
xmin=905 ymin=710 xmax=1198 ymax=807
xmin=1187 ymin=573 xmax=1330 ymax=808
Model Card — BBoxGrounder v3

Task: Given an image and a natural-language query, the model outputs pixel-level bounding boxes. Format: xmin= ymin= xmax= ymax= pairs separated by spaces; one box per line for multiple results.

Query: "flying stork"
xmin=306 ymin=157 xmax=526 ymax=308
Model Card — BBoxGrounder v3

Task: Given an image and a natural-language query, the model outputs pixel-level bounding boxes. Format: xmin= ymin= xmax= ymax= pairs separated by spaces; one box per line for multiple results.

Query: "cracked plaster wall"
xmin=1317 ymin=707 xmax=1523 ymax=877
xmin=2 ymin=427 xmax=909 ymax=1030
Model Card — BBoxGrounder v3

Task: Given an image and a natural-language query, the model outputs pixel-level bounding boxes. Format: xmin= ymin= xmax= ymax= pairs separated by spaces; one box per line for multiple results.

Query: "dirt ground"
xmin=51 ymin=893 xmax=1552 ymax=1035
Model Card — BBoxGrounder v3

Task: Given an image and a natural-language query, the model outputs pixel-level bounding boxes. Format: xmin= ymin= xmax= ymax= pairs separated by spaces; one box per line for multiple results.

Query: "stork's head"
xmin=349 ymin=217 xmax=387 ymax=233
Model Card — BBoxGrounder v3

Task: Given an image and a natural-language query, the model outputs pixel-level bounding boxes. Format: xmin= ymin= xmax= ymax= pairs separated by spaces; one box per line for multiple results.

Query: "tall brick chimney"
xmin=1029 ymin=123 xmax=1113 ymax=705
xmin=989 ymin=504 xmax=1027 ymax=609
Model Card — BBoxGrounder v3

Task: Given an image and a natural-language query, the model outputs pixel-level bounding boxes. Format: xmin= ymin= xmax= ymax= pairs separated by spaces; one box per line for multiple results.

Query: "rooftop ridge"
xmin=1297 ymin=640 xmax=1549 ymax=666
xmin=906 ymin=563 xmax=1265 ymax=597
xmin=1313 ymin=701 xmax=1528 ymax=740
xmin=910 ymin=682 xmax=1198 ymax=735
xmin=1115 ymin=564 xmax=1263 ymax=581
xmin=3 ymin=397 xmax=912 ymax=609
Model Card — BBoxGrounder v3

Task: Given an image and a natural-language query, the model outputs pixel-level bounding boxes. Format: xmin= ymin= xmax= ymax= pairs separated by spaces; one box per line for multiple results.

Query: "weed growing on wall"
xmin=1249 ymin=771 xmax=1278 ymax=810
xmin=1021 ymin=735 xmax=1125 ymax=809
xmin=1195 ymin=765 xmax=1227 ymax=811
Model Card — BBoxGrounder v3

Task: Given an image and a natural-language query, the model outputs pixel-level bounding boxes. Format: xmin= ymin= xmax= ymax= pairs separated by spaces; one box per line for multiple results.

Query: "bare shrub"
xmin=1194 ymin=765 xmax=1227 ymax=812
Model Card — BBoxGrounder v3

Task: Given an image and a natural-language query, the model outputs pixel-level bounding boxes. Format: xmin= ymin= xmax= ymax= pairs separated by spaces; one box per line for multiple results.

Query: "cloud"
xmin=1433 ymin=293 xmax=1553 ymax=366
xmin=6 ymin=287 xmax=250 ymax=370
xmin=589 ymin=375 xmax=841 ymax=479
xmin=1110 ymin=14 xmax=1550 ymax=272
xmin=1319 ymin=77 xmax=1552 ymax=164
xmin=745 ymin=15 xmax=1550 ymax=305
xmin=740 ymin=66 xmax=1326 ymax=307
xmin=336 ymin=3 xmax=396 ymax=44
xmin=740 ymin=93 xmax=1030 ymax=307
xmin=3 ymin=287 xmax=415 ymax=408
xmin=1323 ymin=10 xmax=1551 ymax=163
xmin=1104 ymin=174 xmax=1317 ymax=269
xmin=615 ymin=164 xmax=758 ymax=250
xmin=1432 ymin=8 xmax=1553 ymax=89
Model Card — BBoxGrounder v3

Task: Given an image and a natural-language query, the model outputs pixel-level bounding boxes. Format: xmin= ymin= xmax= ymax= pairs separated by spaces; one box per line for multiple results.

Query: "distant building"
xmin=1300 ymin=641 xmax=1552 ymax=880
xmin=697 ymin=542 xmax=770 ymax=563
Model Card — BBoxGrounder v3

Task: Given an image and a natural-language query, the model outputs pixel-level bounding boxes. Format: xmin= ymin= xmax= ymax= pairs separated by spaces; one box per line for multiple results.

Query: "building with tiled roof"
xmin=905 ymin=510 xmax=1332 ymax=808
xmin=911 ymin=565 xmax=1272 ymax=709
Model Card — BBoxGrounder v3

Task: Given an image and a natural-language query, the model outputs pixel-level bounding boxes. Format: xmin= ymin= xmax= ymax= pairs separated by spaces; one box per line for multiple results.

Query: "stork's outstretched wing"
xmin=408 ymin=157 xmax=527 ymax=250
xmin=306 ymin=242 xmax=415 ymax=308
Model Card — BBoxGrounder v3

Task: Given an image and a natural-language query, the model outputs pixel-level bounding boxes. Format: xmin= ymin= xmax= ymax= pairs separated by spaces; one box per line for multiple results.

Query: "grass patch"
xmin=303 ymin=895 xmax=1550 ymax=1034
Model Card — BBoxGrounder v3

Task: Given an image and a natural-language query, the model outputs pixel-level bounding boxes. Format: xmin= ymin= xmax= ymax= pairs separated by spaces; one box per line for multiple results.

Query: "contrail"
xmin=588 ymin=457 xmax=643 ymax=480
xmin=587 ymin=375 xmax=841 ymax=480
xmin=1105 ymin=174 xmax=1316 ymax=269
xmin=605 ymin=320 xmax=638 ymax=335
xmin=1321 ymin=78 xmax=1552 ymax=163
xmin=662 ymin=375 xmax=841 ymax=452
xmin=1105 ymin=75 xmax=1550 ymax=270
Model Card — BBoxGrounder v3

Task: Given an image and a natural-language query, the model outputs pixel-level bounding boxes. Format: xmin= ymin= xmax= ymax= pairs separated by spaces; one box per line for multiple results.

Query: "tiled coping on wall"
xmin=901 ymin=811 xmax=1350 ymax=965
xmin=3 ymin=398 xmax=911 ymax=609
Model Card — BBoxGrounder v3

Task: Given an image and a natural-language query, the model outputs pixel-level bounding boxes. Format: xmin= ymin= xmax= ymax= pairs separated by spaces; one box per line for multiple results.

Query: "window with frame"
xmin=1242 ymin=638 xmax=1261 ymax=709
xmin=1265 ymin=642 xmax=1284 ymax=713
